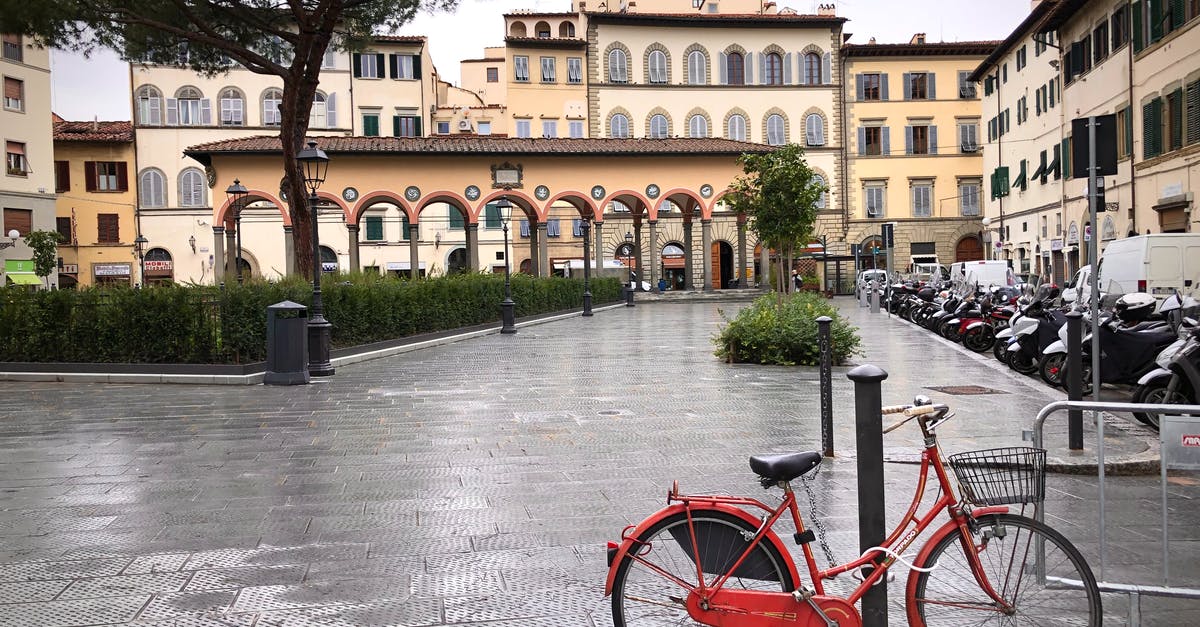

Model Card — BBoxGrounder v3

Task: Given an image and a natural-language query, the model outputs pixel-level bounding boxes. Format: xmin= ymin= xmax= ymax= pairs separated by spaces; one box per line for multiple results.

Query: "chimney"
xmin=817 ymin=3 xmax=836 ymax=16
xmin=868 ymin=37 xmax=877 ymax=45
xmin=93 ymin=116 xmax=99 ymax=131
xmin=910 ymin=32 xmax=926 ymax=45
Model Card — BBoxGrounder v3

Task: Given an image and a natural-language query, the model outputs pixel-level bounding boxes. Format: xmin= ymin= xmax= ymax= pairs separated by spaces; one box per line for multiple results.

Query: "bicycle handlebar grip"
xmin=881 ymin=405 xmax=908 ymax=415
xmin=904 ymin=404 xmax=941 ymax=417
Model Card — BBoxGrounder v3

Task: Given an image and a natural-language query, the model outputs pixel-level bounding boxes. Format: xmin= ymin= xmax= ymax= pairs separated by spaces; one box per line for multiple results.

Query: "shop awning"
xmin=5 ymin=273 xmax=41 ymax=285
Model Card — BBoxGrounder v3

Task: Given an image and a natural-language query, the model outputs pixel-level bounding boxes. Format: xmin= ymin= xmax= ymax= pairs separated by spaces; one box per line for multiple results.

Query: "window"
xmin=355 ymin=52 xmax=383 ymax=78
xmin=3 ymin=77 xmax=23 ymax=111
xmin=1144 ymin=96 xmax=1163 ymax=158
xmin=1112 ymin=4 xmax=1130 ymax=49
xmin=865 ymin=185 xmax=886 ymax=218
xmin=860 ymin=73 xmax=882 ymax=101
xmin=727 ymin=114 xmax=746 ymax=141
xmin=170 ymin=87 xmax=209 ymax=126
xmin=393 ymin=114 xmax=420 ymax=137
xmin=688 ymin=51 xmax=706 ymax=85
xmin=958 ymin=71 xmax=976 ymax=98
xmin=763 ymin=53 xmax=783 ymax=85
xmin=262 ymin=36 xmax=289 ymax=65
xmin=542 ymin=120 xmax=557 ymax=138
xmin=1094 ymin=22 xmax=1109 ymax=62
xmin=139 ymin=169 xmax=165 ymax=208
xmin=437 ymin=121 xmax=450 ymax=134
xmin=648 ymin=50 xmax=667 ymax=83
xmin=568 ymin=57 xmax=582 ymax=84
xmin=364 ymin=216 xmax=384 ymax=241
xmin=727 ymin=52 xmax=745 ymax=85
xmin=1016 ymin=45 xmax=1026 ymax=71
xmin=449 ymin=207 xmax=464 ymax=230
xmin=569 ymin=120 xmax=584 ymax=138
xmin=805 ymin=113 xmax=824 ymax=146
xmin=136 ymin=86 xmax=162 ymax=125
xmin=547 ymin=219 xmax=561 ymax=237
xmin=804 ymin=53 xmax=822 ymax=85
xmin=484 ymin=202 xmax=501 ymax=228
xmin=487 ymin=67 xmax=499 ymax=83
xmin=2 ymin=34 xmax=22 ymax=62
xmin=1187 ymin=80 xmax=1200 ymax=145
xmin=390 ymin=54 xmax=417 ymax=80
xmin=56 ymin=217 xmax=72 ymax=243
xmin=957 ymin=122 xmax=978 ymax=153
xmin=1042 ymin=216 xmax=1048 ymax=238
xmin=219 ymin=88 xmax=244 ymax=126
xmin=766 ymin=114 xmax=785 ymax=145
xmin=1017 ymin=96 xmax=1027 ymax=125
xmin=86 ymin=161 xmax=127 ymax=192
xmin=516 ymin=119 xmax=531 ymax=138
xmin=862 ymin=126 xmax=884 ymax=156
xmin=1117 ymin=105 xmax=1131 ymax=158
xmin=688 ymin=114 xmax=708 ymax=138
xmin=610 ymin=113 xmax=629 ymax=138
xmin=262 ymin=89 xmax=283 ymax=126
xmin=3 ymin=208 xmax=31 ymax=236
xmin=649 ymin=114 xmax=668 ymax=138
xmin=54 ymin=160 xmax=69 ymax=193
xmin=97 ymin=214 xmax=120 ymax=243
xmin=609 ymin=49 xmax=628 ymax=83
xmin=907 ymin=124 xmax=933 ymax=154
xmin=179 ymin=169 xmax=206 ymax=207
xmin=514 ymin=55 xmax=530 ymax=82
xmin=540 ymin=56 xmax=556 ymax=83
xmin=6 ymin=141 xmax=26 ymax=175
xmin=1167 ymin=88 xmax=1184 ymax=152
xmin=912 ymin=183 xmax=932 ymax=217
xmin=322 ymin=46 xmax=337 ymax=69
xmin=363 ymin=112 xmax=380 ymax=136
xmin=907 ymin=72 xmax=931 ymax=100
xmin=572 ymin=219 xmax=584 ymax=237
xmin=813 ymin=174 xmax=826 ymax=209
xmin=477 ymin=121 xmax=492 ymax=135
xmin=310 ymin=92 xmax=328 ymax=128
xmin=960 ymin=181 xmax=981 ymax=216
xmin=401 ymin=214 xmax=412 ymax=240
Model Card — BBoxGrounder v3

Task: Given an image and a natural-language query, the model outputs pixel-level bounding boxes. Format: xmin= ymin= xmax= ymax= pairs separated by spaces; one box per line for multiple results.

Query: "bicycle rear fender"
xmin=903 ymin=506 xmax=1009 ymax=624
xmin=603 ymin=502 xmax=802 ymax=597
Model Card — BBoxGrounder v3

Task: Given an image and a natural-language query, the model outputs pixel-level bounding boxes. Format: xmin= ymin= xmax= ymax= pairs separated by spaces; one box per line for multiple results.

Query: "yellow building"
xmin=501 ymin=12 xmax=588 ymax=139
xmin=843 ymin=36 xmax=996 ymax=271
xmin=52 ymin=119 xmax=139 ymax=287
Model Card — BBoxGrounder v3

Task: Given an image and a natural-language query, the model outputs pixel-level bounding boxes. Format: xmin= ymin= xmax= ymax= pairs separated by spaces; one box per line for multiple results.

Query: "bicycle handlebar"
xmin=883 ymin=402 xmax=951 ymax=434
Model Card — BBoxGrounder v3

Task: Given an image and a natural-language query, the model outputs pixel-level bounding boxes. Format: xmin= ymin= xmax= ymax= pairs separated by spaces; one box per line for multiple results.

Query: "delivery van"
xmin=949 ymin=260 xmax=1016 ymax=289
xmin=1096 ymin=234 xmax=1200 ymax=298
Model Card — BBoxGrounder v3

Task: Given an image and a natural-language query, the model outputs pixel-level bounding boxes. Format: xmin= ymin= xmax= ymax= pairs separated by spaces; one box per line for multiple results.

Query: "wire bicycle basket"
xmin=947 ymin=447 xmax=1047 ymax=507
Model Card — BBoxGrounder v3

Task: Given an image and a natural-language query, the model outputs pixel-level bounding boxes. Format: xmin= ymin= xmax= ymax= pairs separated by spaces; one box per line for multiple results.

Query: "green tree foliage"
xmin=0 ymin=0 xmax=456 ymax=278
xmin=714 ymin=293 xmax=861 ymax=366
xmin=23 ymin=230 xmax=63 ymax=287
xmin=724 ymin=143 xmax=825 ymax=297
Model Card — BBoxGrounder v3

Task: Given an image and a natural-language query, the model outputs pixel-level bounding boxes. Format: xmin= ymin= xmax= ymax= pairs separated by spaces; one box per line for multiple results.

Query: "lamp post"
xmin=296 ymin=141 xmax=334 ymax=377
xmin=133 ymin=234 xmax=148 ymax=287
xmin=496 ymin=196 xmax=517 ymax=334
xmin=581 ymin=218 xmax=593 ymax=316
xmin=624 ymin=230 xmax=635 ymax=307
xmin=226 ymin=179 xmax=248 ymax=284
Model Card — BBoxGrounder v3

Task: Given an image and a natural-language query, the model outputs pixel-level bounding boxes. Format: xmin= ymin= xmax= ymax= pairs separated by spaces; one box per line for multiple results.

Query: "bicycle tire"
xmin=908 ymin=513 xmax=1101 ymax=626
xmin=611 ymin=509 xmax=796 ymax=626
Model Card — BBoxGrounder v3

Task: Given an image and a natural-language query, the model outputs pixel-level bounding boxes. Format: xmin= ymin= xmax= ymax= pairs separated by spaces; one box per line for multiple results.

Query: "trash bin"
xmin=264 ymin=300 xmax=310 ymax=385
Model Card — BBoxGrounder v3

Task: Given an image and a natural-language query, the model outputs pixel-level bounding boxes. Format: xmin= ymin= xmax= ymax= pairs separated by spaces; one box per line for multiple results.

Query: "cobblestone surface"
xmin=0 ymin=297 xmax=1194 ymax=625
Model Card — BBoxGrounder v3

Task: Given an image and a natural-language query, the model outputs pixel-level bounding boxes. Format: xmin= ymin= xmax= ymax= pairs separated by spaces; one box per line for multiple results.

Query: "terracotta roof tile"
xmin=842 ymin=41 xmax=1001 ymax=57
xmin=584 ymin=11 xmax=846 ymax=26
xmin=372 ymin=35 xmax=426 ymax=43
xmin=53 ymin=121 xmax=135 ymax=143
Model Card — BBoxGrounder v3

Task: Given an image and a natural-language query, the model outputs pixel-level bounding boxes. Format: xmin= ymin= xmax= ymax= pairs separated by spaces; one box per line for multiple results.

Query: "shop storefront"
xmin=4 ymin=259 xmax=41 ymax=287
xmin=93 ymin=263 xmax=131 ymax=286
xmin=143 ymin=248 xmax=174 ymax=285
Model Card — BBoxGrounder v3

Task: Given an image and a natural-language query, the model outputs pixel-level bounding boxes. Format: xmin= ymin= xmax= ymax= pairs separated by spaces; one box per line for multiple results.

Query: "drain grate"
xmin=924 ymin=385 xmax=1009 ymax=396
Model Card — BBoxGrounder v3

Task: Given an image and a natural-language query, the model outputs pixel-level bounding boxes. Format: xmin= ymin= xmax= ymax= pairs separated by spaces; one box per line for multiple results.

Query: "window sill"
xmin=6 ymin=170 xmax=28 ymax=177
xmin=3 ymin=106 xmax=24 ymax=114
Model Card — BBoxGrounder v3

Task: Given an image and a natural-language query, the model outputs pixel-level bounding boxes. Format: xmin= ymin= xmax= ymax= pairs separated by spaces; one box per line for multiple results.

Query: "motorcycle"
xmin=1130 ymin=278 xmax=1200 ymax=427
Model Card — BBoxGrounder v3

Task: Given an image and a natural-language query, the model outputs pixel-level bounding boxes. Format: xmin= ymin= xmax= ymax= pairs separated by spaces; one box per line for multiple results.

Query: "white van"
xmin=1061 ymin=265 xmax=1092 ymax=304
xmin=949 ymin=260 xmax=1016 ymax=289
xmin=1097 ymin=234 xmax=1200 ymax=298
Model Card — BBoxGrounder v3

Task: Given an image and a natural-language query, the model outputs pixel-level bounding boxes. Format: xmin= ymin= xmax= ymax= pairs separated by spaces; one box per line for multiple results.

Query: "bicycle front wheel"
xmin=909 ymin=513 xmax=1101 ymax=626
xmin=611 ymin=509 xmax=796 ymax=626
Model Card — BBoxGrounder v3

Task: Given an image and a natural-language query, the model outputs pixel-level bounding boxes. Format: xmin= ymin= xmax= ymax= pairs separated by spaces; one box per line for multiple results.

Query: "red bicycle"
xmin=604 ymin=397 xmax=1101 ymax=626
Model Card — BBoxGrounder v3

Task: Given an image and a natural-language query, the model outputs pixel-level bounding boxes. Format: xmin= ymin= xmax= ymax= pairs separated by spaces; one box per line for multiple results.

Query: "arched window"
xmin=143 ymin=248 xmax=174 ymax=283
xmin=262 ymin=89 xmax=283 ymax=126
xmin=648 ymin=50 xmax=667 ymax=83
xmin=688 ymin=115 xmax=708 ymax=138
xmin=764 ymin=52 xmax=783 ymax=85
xmin=610 ymin=113 xmax=630 ymax=139
xmin=139 ymin=168 xmax=166 ymax=208
xmin=310 ymin=92 xmax=327 ymax=128
xmin=813 ymin=174 xmax=826 ymax=209
xmin=805 ymin=113 xmax=825 ymax=146
xmin=688 ymin=50 xmax=706 ymax=85
xmin=178 ymin=168 xmax=206 ymax=207
xmin=173 ymin=86 xmax=207 ymax=126
xmin=319 ymin=246 xmax=338 ymax=273
xmin=136 ymin=85 xmax=162 ymax=126
xmin=219 ymin=87 xmax=244 ymax=126
xmin=727 ymin=52 xmax=745 ymax=85
xmin=509 ymin=22 xmax=527 ymax=38
xmin=559 ymin=22 xmax=576 ymax=38
xmin=649 ymin=114 xmax=669 ymax=139
xmin=608 ymin=49 xmax=628 ymax=83
xmin=766 ymin=114 xmax=786 ymax=145
xmin=804 ymin=53 xmax=822 ymax=85
xmin=727 ymin=114 xmax=747 ymax=141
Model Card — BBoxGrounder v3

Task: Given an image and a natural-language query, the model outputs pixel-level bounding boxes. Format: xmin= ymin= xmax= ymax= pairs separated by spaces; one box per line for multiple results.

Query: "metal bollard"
xmin=847 ymin=364 xmax=889 ymax=627
xmin=625 ymin=285 xmax=635 ymax=307
xmin=868 ymin=281 xmax=879 ymax=314
xmin=1066 ymin=311 xmax=1083 ymax=450
xmin=859 ymin=285 xmax=868 ymax=307
xmin=817 ymin=316 xmax=834 ymax=457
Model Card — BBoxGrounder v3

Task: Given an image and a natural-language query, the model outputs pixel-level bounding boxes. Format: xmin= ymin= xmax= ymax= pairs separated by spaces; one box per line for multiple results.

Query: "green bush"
xmin=713 ymin=292 xmax=861 ymax=366
xmin=0 ymin=273 xmax=621 ymax=364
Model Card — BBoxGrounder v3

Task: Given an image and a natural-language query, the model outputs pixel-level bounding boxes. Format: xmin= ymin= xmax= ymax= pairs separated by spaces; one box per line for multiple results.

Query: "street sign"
xmin=1162 ymin=415 xmax=1200 ymax=470
xmin=1071 ymin=115 xmax=1118 ymax=178
xmin=881 ymin=223 xmax=894 ymax=250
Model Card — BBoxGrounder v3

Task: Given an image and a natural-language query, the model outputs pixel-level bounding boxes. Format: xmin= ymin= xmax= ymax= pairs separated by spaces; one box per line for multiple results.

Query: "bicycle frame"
xmin=605 ymin=426 xmax=1016 ymax=626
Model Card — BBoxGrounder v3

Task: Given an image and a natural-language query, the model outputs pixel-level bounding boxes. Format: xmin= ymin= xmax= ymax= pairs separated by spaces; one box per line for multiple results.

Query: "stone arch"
xmin=683 ymin=43 xmax=711 ymax=85
xmin=604 ymin=41 xmax=632 ymax=83
xmin=723 ymin=107 xmax=750 ymax=141
xmin=174 ymin=84 xmax=204 ymax=99
xmin=416 ymin=191 xmax=476 ymax=224
xmin=352 ymin=191 xmax=415 ymax=224
xmin=509 ymin=22 xmax=528 ymax=38
xmin=606 ymin=105 xmax=633 ymax=138
xmin=558 ymin=21 xmax=576 ymax=38
xmin=533 ymin=20 xmax=551 ymax=36
xmin=800 ymin=44 xmax=825 ymax=56
xmin=645 ymin=106 xmax=674 ymax=138
xmin=723 ymin=43 xmax=748 ymax=56
xmin=762 ymin=107 xmax=790 ymax=145
xmin=809 ymin=165 xmax=831 ymax=210
xmin=643 ymin=42 xmax=673 ymax=84
xmin=657 ymin=188 xmax=705 ymax=220
xmin=760 ymin=43 xmax=787 ymax=56
xmin=478 ymin=189 xmax=539 ymax=222
xmin=955 ymin=235 xmax=984 ymax=262
xmin=684 ymin=107 xmax=712 ymax=138
xmin=314 ymin=191 xmax=349 ymax=224
xmin=603 ymin=190 xmax=652 ymax=219
xmin=546 ymin=191 xmax=599 ymax=219
xmin=214 ymin=190 xmax=287 ymax=226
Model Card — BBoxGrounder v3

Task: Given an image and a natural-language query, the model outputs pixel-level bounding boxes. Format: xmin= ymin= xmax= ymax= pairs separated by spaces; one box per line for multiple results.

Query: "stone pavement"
xmin=0 ymin=296 xmax=1195 ymax=625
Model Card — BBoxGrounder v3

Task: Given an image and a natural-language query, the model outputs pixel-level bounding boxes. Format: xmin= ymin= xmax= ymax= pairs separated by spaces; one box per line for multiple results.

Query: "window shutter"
xmin=718 ymin=52 xmax=728 ymax=84
xmin=413 ymin=55 xmax=422 ymax=79
xmin=200 ymin=99 xmax=212 ymax=125
xmin=353 ymin=53 xmax=363 ymax=78
xmin=822 ymin=52 xmax=831 ymax=84
xmin=745 ymin=53 xmax=754 ymax=85
xmin=927 ymin=73 xmax=936 ymax=99
xmin=1170 ymin=87 xmax=1184 ymax=149
xmin=903 ymin=73 xmax=912 ymax=100
xmin=165 ymin=98 xmax=178 ymax=125
xmin=881 ymin=73 xmax=890 ymax=100
xmin=757 ymin=53 xmax=766 ymax=84
xmin=853 ymin=74 xmax=862 ymax=100
xmin=326 ymin=93 xmax=337 ymax=127
xmin=366 ymin=216 xmax=383 ymax=241
xmin=858 ymin=127 xmax=866 ymax=155
xmin=84 ymin=161 xmax=97 ymax=192
xmin=882 ymin=127 xmax=891 ymax=155
xmin=783 ymin=52 xmax=792 ymax=85
xmin=392 ymin=116 xmax=400 ymax=137
xmin=1150 ymin=0 xmax=1164 ymax=41
xmin=414 ymin=116 xmax=422 ymax=136
xmin=1170 ymin=0 xmax=1186 ymax=30
xmin=389 ymin=54 xmax=399 ymax=79
xmin=929 ymin=126 xmax=938 ymax=154
xmin=1062 ymin=139 xmax=1071 ymax=179
xmin=54 ymin=160 xmax=70 ymax=192
xmin=116 ymin=162 xmax=128 ymax=192
xmin=374 ymin=53 xmax=385 ymax=77
xmin=1143 ymin=101 xmax=1156 ymax=158
xmin=905 ymin=126 xmax=914 ymax=154
xmin=1186 ymin=82 xmax=1200 ymax=145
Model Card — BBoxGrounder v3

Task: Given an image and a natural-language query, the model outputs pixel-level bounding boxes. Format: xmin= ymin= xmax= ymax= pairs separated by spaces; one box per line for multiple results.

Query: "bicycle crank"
xmin=685 ymin=588 xmax=862 ymax=626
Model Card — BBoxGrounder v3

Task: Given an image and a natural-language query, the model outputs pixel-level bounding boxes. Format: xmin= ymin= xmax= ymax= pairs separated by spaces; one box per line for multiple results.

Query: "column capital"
xmin=346 ymin=223 xmax=359 ymax=232
xmin=212 ymin=226 xmax=225 ymax=234
xmin=466 ymin=222 xmax=479 ymax=230
xmin=536 ymin=221 xmax=548 ymax=230
xmin=647 ymin=219 xmax=658 ymax=226
xmin=282 ymin=225 xmax=293 ymax=232
xmin=701 ymin=218 xmax=713 ymax=225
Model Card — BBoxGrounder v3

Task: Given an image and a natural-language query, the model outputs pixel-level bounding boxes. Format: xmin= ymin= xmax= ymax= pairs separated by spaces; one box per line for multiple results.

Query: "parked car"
xmin=856 ymin=269 xmax=889 ymax=298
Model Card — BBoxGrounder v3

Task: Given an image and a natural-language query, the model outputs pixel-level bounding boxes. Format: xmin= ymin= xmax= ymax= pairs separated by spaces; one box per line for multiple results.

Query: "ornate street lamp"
xmin=496 ymin=196 xmax=517 ymax=334
xmin=580 ymin=217 xmax=592 ymax=317
xmin=133 ymin=234 xmax=148 ymax=287
xmin=624 ymin=230 xmax=635 ymax=307
xmin=225 ymin=179 xmax=248 ymax=284
xmin=296 ymin=141 xmax=334 ymax=377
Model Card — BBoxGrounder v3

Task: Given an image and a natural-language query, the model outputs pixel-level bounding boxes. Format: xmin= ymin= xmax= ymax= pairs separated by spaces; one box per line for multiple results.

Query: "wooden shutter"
xmin=857 ymin=127 xmax=866 ymax=155
xmin=822 ymin=52 xmax=832 ymax=85
xmin=116 ymin=162 xmax=128 ymax=192
xmin=374 ymin=53 xmax=385 ymax=78
xmin=905 ymin=126 xmax=913 ymax=154
xmin=1062 ymin=139 xmax=1071 ymax=180
xmin=3 ymin=208 xmax=31 ymax=235
xmin=744 ymin=53 xmax=753 ymax=85
xmin=365 ymin=216 xmax=383 ymax=241
xmin=927 ymin=73 xmax=936 ymax=99
xmin=1170 ymin=87 xmax=1184 ymax=150
xmin=855 ymin=74 xmax=864 ymax=100
xmin=903 ymin=73 xmax=912 ymax=100
xmin=97 ymin=213 xmax=119 ymax=243
xmin=881 ymin=73 xmax=890 ymax=100
xmin=84 ymin=161 xmax=97 ymax=192
xmin=200 ymin=99 xmax=212 ymax=125
xmin=165 ymin=98 xmax=178 ymax=125
xmin=414 ymin=116 xmax=422 ymax=136
xmin=882 ymin=127 xmax=891 ymax=154
xmin=389 ymin=54 xmax=399 ymax=79
xmin=782 ymin=52 xmax=792 ymax=85
xmin=413 ymin=55 xmax=422 ymax=79
xmin=757 ymin=53 xmax=766 ymax=84
xmin=392 ymin=115 xmax=400 ymax=137
xmin=718 ymin=52 xmax=728 ymax=84
xmin=352 ymin=53 xmax=362 ymax=78
xmin=54 ymin=160 xmax=70 ymax=193
xmin=326 ymin=93 xmax=337 ymax=127
xmin=1143 ymin=100 xmax=1157 ymax=158
xmin=929 ymin=126 xmax=938 ymax=155
xmin=1186 ymin=82 xmax=1200 ymax=145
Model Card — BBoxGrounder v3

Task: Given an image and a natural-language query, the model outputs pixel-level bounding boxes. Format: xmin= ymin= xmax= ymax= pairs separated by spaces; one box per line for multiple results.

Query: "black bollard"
xmin=1066 ymin=311 xmax=1083 ymax=450
xmin=847 ymin=364 xmax=889 ymax=627
xmin=625 ymin=285 xmax=635 ymax=307
xmin=817 ymin=316 xmax=834 ymax=457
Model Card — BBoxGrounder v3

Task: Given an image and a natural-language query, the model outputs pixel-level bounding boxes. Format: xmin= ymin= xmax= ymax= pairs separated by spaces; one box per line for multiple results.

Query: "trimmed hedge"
xmin=714 ymin=292 xmax=861 ymax=366
xmin=0 ymin=273 xmax=621 ymax=364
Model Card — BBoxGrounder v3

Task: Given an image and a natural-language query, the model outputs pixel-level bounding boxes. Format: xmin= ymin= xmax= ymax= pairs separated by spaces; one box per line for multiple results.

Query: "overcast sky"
xmin=49 ymin=0 xmax=1030 ymax=121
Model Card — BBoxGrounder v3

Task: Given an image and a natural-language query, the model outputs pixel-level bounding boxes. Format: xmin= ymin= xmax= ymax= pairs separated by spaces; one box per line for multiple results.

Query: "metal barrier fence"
xmin=1027 ymin=400 xmax=1200 ymax=625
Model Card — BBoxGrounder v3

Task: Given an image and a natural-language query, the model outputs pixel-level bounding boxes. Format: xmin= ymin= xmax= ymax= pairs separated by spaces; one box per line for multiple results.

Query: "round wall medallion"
xmin=535 ymin=185 xmax=550 ymax=201
xmin=699 ymin=184 xmax=714 ymax=199
xmin=591 ymin=185 xmax=606 ymax=200
xmin=645 ymin=184 xmax=660 ymax=199
xmin=342 ymin=187 xmax=358 ymax=202
xmin=465 ymin=185 xmax=481 ymax=201
xmin=404 ymin=186 xmax=421 ymax=202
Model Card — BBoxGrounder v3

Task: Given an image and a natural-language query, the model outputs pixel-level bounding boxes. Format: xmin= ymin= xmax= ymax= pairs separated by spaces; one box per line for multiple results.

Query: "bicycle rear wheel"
xmin=611 ymin=509 xmax=796 ymax=626
xmin=908 ymin=513 xmax=1101 ymax=626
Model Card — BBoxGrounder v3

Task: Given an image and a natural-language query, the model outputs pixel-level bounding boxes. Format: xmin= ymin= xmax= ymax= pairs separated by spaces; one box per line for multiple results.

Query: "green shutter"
xmin=1170 ymin=0 xmax=1185 ymax=31
xmin=392 ymin=116 xmax=401 ymax=137
xmin=1170 ymin=87 xmax=1184 ymax=150
xmin=449 ymin=207 xmax=464 ymax=230
xmin=1064 ymin=138 xmax=1072 ymax=180
xmin=1125 ymin=105 xmax=1135 ymax=154
xmin=1143 ymin=101 xmax=1156 ymax=158
xmin=1134 ymin=0 xmax=1144 ymax=51
xmin=993 ymin=166 xmax=1010 ymax=198
xmin=1150 ymin=0 xmax=1164 ymax=42
xmin=401 ymin=215 xmax=411 ymax=240
xmin=485 ymin=203 xmax=500 ymax=228
xmin=414 ymin=116 xmax=422 ymax=136
xmin=365 ymin=216 xmax=383 ymax=241
xmin=363 ymin=115 xmax=379 ymax=137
